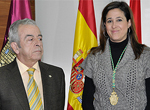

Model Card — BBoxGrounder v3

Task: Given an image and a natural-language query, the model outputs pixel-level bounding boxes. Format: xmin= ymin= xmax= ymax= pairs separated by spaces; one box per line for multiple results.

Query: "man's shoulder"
xmin=39 ymin=61 xmax=65 ymax=79
xmin=39 ymin=61 xmax=64 ymax=72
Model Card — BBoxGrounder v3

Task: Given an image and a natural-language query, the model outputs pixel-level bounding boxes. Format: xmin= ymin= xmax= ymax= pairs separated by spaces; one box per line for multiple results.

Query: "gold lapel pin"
xmin=49 ymin=75 xmax=52 ymax=78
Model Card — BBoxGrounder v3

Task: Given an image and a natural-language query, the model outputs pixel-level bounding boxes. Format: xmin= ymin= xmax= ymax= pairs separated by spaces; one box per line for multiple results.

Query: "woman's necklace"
xmin=109 ymin=45 xmax=127 ymax=105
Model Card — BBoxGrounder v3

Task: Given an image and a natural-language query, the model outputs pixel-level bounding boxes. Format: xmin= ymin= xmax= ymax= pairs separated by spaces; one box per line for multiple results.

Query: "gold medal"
xmin=109 ymin=91 xmax=119 ymax=105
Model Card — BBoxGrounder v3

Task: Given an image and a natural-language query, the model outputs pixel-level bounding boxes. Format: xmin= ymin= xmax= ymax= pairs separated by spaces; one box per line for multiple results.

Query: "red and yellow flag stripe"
xmin=67 ymin=0 xmax=98 ymax=110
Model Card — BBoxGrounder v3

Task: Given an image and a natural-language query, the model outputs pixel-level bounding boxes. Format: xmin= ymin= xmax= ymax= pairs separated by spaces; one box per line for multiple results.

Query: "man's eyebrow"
xmin=24 ymin=34 xmax=34 ymax=40
xmin=38 ymin=34 xmax=43 ymax=37
xmin=24 ymin=34 xmax=43 ymax=39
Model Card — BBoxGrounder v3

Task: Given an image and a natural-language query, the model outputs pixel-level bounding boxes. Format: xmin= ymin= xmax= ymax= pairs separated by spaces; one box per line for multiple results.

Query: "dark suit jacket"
xmin=0 ymin=60 xmax=65 ymax=110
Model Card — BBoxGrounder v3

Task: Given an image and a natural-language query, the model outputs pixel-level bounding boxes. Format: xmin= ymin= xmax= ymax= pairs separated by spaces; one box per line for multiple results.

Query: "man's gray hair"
xmin=9 ymin=18 xmax=37 ymax=52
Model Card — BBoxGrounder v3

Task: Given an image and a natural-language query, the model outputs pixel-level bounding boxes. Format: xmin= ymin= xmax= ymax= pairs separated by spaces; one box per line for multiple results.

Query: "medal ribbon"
xmin=109 ymin=45 xmax=127 ymax=90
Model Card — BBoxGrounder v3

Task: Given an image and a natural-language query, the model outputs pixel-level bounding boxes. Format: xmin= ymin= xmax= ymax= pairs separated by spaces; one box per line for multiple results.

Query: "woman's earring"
xmin=103 ymin=31 xmax=108 ymax=38
xmin=128 ymin=28 xmax=131 ymax=33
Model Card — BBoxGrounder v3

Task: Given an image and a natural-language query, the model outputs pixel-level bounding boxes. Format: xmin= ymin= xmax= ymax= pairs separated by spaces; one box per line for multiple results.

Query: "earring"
xmin=103 ymin=31 xmax=108 ymax=38
xmin=128 ymin=28 xmax=131 ymax=33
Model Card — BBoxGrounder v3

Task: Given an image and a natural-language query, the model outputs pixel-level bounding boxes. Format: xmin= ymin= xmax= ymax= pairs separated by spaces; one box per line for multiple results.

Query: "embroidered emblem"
xmin=0 ymin=38 xmax=16 ymax=67
xmin=70 ymin=49 xmax=84 ymax=94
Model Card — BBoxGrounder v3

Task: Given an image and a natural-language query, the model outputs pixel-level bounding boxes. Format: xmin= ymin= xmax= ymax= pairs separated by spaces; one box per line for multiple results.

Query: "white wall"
xmin=35 ymin=0 xmax=150 ymax=109
xmin=35 ymin=1 xmax=78 ymax=109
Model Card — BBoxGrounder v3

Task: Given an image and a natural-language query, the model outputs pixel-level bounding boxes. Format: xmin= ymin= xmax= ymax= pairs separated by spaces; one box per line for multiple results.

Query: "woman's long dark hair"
xmin=91 ymin=1 xmax=146 ymax=59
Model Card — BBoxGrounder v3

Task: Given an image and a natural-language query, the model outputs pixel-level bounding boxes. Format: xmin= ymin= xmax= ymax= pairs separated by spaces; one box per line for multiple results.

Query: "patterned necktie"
xmin=27 ymin=68 xmax=43 ymax=110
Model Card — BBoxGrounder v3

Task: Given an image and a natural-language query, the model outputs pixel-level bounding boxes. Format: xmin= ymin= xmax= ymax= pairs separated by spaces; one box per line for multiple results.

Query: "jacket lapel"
xmin=7 ymin=60 xmax=30 ymax=110
xmin=116 ymin=42 xmax=134 ymax=70
xmin=39 ymin=62 xmax=52 ymax=110
xmin=104 ymin=40 xmax=114 ymax=85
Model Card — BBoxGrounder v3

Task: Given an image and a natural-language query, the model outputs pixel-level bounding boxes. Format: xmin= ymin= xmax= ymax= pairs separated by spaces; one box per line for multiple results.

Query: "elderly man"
xmin=0 ymin=18 xmax=65 ymax=110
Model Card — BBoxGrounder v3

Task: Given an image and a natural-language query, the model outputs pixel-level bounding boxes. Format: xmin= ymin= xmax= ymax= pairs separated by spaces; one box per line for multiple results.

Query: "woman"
xmin=81 ymin=1 xmax=150 ymax=110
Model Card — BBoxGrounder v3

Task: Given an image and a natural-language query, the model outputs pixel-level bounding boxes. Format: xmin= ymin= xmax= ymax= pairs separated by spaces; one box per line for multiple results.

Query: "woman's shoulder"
xmin=143 ymin=46 xmax=150 ymax=54
xmin=140 ymin=46 xmax=150 ymax=60
xmin=82 ymin=51 xmax=101 ymax=66
xmin=88 ymin=51 xmax=102 ymax=59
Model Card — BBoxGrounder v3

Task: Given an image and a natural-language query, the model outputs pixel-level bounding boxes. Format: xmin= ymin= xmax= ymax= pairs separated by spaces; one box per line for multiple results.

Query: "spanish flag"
xmin=67 ymin=0 xmax=98 ymax=109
